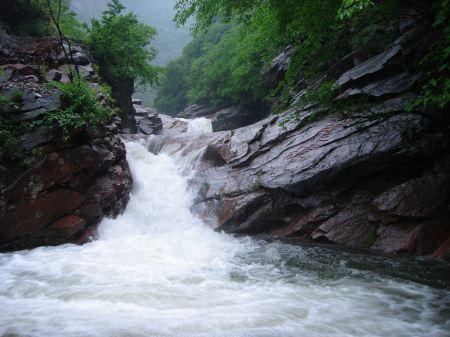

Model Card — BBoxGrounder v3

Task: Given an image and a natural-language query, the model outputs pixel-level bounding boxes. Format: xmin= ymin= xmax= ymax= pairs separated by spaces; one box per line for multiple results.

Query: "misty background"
xmin=70 ymin=0 xmax=192 ymax=106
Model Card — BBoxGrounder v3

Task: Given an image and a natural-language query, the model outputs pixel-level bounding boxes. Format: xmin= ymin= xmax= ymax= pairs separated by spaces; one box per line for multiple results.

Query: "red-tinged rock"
xmin=47 ymin=215 xmax=86 ymax=238
xmin=433 ymin=238 xmax=450 ymax=258
xmin=373 ymin=173 xmax=449 ymax=218
xmin=75 ymin=226 xmax=98 ymax=245
xmin=272 ymin=205 xmax=337 ymax=237
xmin=372 ymin=224 xmax=424 ymax=254
xmin=76 ymin=204 xmax=103 ymax=223
xmin=0 ymin=189 xmax=85 ymax=244
xmin=4 ymin=146 xmax=100 ymax=201
xmin=311 ymin=206 xmax=375 ymax=248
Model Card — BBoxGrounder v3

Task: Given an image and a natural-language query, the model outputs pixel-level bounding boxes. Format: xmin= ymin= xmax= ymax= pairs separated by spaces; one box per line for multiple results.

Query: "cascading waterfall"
xmin=0 ymin=119 xmax=449 ymax=337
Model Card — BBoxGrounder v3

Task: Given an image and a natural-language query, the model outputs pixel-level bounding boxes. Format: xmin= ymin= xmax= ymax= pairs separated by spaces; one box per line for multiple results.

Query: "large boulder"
xmin=0 ymin=135 xmax=132 ymax=251
xmin=134 ymin=104 xmax=163 ymax=135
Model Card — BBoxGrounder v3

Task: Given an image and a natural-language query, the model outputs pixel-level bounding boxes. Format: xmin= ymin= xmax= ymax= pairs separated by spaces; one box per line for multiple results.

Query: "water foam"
xmin=0 ymin=122 xmax=449 ymax=337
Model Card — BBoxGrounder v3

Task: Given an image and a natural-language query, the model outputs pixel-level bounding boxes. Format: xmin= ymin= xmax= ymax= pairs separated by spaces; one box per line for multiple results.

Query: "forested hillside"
xmin=155 ymin=0 xmax=449 ymax=116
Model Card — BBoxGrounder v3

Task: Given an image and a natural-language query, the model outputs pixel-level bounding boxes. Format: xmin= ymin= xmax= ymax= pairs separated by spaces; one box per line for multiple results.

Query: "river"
xmin=0 ymin=120 xmax=449 ymax=337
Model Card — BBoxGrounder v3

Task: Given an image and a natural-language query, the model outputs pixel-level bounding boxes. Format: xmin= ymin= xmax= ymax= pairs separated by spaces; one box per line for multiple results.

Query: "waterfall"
xmin=0 ymin=119 xmax=449 ymax=337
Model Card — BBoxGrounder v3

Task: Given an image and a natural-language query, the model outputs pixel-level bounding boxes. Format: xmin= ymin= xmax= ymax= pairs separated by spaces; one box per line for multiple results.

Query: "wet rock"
xmin=134 ymin=104 xmax=163 ymax=135
xmin=178 ymin=104 xmax=219 ymax=119
xmin=47 ymin=215 xmax=87 ymax=238
xmin=337 ymin=44 xmax=402 ymax=87
xmin=272 ymin=205 xmax=337 ymax=237
xmin=21 ymin=126 xmax=54 ymax=150
xmin=373 ymin=173 xmax=449 ymax=218
xmin=263 ymin=45 xmax=294 ymax=89
xmin=0 ymin=189 xmax=85 ymax=243
xmin=433 ymin=238 xmax=450 ymax=258
xmin=337 ymin=72 xmax=419 ymax=99
xmin=154 ymin=96 xmax=449 ymax=255
xmin=211 ymin=106 xmax=269 ymax=132
xmin=0 ymin=33 xmax=133 ymax=252
xmin=372 ymin=224 xmax=424 ymax=254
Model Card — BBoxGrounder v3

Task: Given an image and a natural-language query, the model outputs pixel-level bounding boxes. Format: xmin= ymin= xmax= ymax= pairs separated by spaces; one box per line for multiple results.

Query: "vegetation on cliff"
xmin=0 ymin=0 xmax=159 ymax=172
xmin=154 ymin=0 xmax=449 ymax=115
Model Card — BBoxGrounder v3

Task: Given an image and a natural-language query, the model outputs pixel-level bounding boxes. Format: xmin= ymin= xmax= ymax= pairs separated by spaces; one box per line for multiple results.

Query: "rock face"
xmin=263 ymin=45 xmax=294 ymax=90
xmin=151 ymin=26 xmax=450 ymax=257
xmin=0 ymin=32 xmax=132 ymax=251
xmin=133 ymin=101 xmax=162 ymax=135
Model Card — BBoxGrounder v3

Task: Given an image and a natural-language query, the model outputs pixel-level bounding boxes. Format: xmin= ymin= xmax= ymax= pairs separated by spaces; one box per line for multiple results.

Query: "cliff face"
xmin=0 ymin=29 xmax=132 ymax=251
xmin=152 ymin=25 xmax=450 ymax=257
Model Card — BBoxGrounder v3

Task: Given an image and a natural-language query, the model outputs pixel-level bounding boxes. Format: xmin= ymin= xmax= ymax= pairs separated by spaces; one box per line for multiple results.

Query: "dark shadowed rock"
xmin=211 ymin=106 xmax=270 ymax=132
xmin=263 ymin=45 xmax=294 ymax=89
xmin=373 ymin=173 xmax=449 ymax=218
xmin=337 ymin=72 xmax=419 ymax=99
xmin=178 ymin=104 xmax=219 ymax=119
xmin=337 ymin=44 xmax=402 ymax=87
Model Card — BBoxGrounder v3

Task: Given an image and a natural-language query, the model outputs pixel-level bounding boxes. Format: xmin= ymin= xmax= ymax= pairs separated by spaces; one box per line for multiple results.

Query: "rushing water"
xmin=0 ymin=120 xmax=449 ymax=337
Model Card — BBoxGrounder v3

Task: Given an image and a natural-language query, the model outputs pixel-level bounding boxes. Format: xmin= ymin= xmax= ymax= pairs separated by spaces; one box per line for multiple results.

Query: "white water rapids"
xmin=0 ymin=119 xmax=449 ymax=337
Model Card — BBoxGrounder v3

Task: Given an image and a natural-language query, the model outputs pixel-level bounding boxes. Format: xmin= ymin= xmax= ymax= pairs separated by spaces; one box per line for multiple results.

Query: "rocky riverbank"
xmin=149 ymin=25 xmax=450 ymax=257
xmin=0 ymin=28 xmax=132 ymax=251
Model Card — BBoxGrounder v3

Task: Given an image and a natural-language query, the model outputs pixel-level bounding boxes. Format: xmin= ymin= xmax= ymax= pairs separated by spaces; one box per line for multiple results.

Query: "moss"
xmin=0 ymin=95 xmax=24 ymax=174
xmin=366 ymin=225 xmax=379 ymax=248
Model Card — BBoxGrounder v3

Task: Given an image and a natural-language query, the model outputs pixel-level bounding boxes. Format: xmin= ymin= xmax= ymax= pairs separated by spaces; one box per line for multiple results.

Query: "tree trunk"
xmin=104 ymin=74 xmax=137 ymax=132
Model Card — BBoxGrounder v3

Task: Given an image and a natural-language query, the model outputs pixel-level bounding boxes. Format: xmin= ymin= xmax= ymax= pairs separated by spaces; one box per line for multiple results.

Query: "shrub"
xmin=0 ymin=95 xmax=24 ymax=173
xmin=40 ymin=77 xmax=113 ymax=139
xmin=11 ymin=89 xmax=23 ymax=106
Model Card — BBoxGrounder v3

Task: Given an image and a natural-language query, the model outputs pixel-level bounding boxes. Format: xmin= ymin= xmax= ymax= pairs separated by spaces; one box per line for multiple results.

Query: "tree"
xmin=45 ymin=0 xmax=80 ymax=81
xmin=88 ymin=0 xmax=158 ymax=90
xmin=87 ymin=0 xmax=159 ymax=129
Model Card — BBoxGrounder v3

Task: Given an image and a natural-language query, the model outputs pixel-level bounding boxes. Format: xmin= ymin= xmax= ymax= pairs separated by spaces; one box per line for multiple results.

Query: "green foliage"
xmin=154 ymin=59 xmax=190 ymax=115
xmin=11 ymin=89 xmax=23 ymax=106
xmin=154 ymin=23 xmax=231 ymax=114
xmin=39 ymin=77 xmax=112 ymax=139
xmin=185 ymin=17 xmax=277 ymax=107
xmin=366 ymin=225 xmax=379 ymax=247
xmin=409 ymin=0 xmax=450 ymax=110
xmin=337 ymin=0 xmax=374 ymax=20
xmin=163 ymin=0 xmax=400 ymax=114
xmin=0 ymin=95 xmax=24 ymax=173
xmin=59 ymin=5 xmax=87 ymax=41
xmin=0 ymin=0 xmax=85 ymax=39
xmin=87 ymin=0 xmax=159 ymax=89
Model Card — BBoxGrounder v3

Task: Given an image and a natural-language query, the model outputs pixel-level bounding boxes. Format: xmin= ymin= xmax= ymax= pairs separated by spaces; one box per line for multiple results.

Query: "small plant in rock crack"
xmin=252 ymin=172 xmax=265 ymax=190
xmin=11 ymin=89 xmax=23 ymax=107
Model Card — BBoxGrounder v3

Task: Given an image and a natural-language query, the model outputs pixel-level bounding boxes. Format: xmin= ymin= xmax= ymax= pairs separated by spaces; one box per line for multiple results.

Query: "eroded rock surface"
xmin=0 ymin=32 xmax=132 ymax=251
xmin=149 ymin=27 xmax=450 ymax=257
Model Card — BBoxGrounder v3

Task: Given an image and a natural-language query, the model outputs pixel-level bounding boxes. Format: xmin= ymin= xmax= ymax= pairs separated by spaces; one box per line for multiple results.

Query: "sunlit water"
xmin=0 ymin=120 xmax=449 ymax=337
